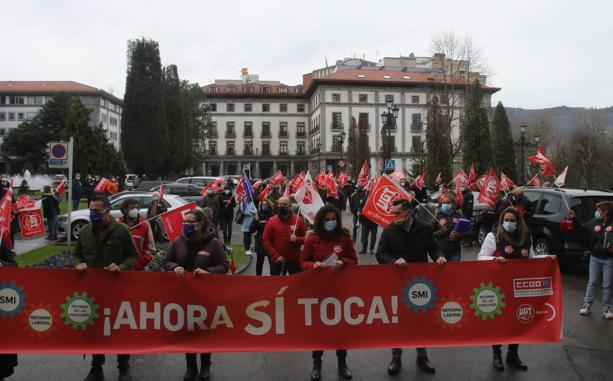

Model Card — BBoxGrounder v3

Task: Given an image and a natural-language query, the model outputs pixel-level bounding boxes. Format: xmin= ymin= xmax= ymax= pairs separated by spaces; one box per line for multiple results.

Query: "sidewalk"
xmin=14 ymin=235 xmax=63 ymax=255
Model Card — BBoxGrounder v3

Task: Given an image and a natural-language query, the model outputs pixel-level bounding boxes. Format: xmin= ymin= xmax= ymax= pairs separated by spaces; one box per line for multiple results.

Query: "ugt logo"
xmin=374 ymin=186 xmax=399 ymax=215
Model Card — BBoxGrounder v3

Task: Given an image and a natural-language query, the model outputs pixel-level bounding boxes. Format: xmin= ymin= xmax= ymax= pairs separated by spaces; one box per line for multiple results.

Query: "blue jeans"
xmin=392 ymin=347 xmax=427 ymax=359
xmin=47 ymin=216 xmax=58 ymax=238
xmin=583 ymin=256 xmax=613 ymax=311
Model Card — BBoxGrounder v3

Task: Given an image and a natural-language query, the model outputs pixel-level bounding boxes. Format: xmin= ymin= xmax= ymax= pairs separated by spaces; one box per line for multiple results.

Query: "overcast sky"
xmin=2 ymin=0 xmax=611 ymax=109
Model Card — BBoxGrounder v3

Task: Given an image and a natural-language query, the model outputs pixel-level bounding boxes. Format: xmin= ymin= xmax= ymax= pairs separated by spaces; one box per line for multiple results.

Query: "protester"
xmin=433 ymin=195 xmax=465 ymax=262
xmin=478 ymin=206 xmax=556 ymax=371
xmin=201 ymin=188 xmax=220 ymax=226
xmin=263 ymin=196 xmax=307 ymax=275
xmin=164 ymin=209 xmax=229 ymax=381
xmin=41 ymin=185 xmax=60 ymax=241
xmin=73 ymin=194 xmax=137 ymax=381
xmin=267 ymin=185 xmax=282 ymax=211
xmin=241 ymin=196 xmax=257 ymax=255
xmin=0 ymin=234 xmax=18 ymax=380
xmin=300 ymin=205 xmax=357 ymax=380
xmin=349 ymin=184 xmax=364 ymax=241
xmin=495 ymin=186 xmax=531 ymax=218
xmin=118 ymin=199 xmax=155 ymax=271
xmin=570 ymin=201 xmax=613 ymax=319
xmin=376 ymin=199 xmax=446 ymax=375
xmin=437 ymin=184 xmax=450 ymax=203
xmin=72 ymin=173 xmax=83 ymax=210
xmin=358 ymin=190 xmax=378 ymax=254
xmin=146 ymin=192 xmax=168 ymax=242
xmin=218 ymin=186 xmax=236 ymax=246
xmin=253 ymin=199 xmax=273 ymax=275
xmin=461 ymin=185 xmax=476 ymax=247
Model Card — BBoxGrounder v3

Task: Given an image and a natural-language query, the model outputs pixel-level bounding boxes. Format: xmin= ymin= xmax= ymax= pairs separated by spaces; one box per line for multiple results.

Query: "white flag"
xmin=554 ymin=166 xmax=568 ymax=187
xmin=294 ymin=172 xmax=325 ymax=224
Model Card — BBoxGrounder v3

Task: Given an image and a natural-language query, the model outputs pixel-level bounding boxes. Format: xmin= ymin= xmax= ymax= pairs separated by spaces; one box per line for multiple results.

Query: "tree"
xmin=181 ymin=81 xmax=209 ymax=172
xmin=346 ymin=117 xmax=358 ymax=177
xmin=426 ymin=96 xmax=452 ymax=187
xmin=122 ymin=38 xmax=169 ymax=176
xmin=356 ymin=116 xmax=370 ymax=174
xmin=491 ymin=102 xmax=517 ymax=180
xmin=162 ymin=64 xmax=188 ymax=175
xmin=463 ymin=80 xmax=493 ymax=175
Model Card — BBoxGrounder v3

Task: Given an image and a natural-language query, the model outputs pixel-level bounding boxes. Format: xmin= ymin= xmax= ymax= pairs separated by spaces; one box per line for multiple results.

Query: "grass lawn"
xmin=16 ymin=244 xmax=66 ymax=267
xmin=59 ymin=200 xmax=89 ymax=214
xmin=228 ymin=244 xmax=248 ymax=271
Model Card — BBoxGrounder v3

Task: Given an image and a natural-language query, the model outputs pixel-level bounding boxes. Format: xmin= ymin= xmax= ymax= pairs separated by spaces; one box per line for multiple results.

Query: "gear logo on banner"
xmin=23 ymin=302 xmax=59 ymax=337
xmin=469 ymin=283 xmax=506 ymax=320
xmin=401 ymin=276 xmax=438 ymax=313
xmin=0 ymin=280 xmax=28 ymax=318
xmin=435 ymin=294 xmax=468 ymax=331
xmin=60 ymin=292 xmax=99 ymax=330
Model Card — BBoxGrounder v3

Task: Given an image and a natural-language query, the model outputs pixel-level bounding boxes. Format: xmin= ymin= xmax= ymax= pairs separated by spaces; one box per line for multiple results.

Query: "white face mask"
xmin=128 ymin=209 xmax=139 ymax=219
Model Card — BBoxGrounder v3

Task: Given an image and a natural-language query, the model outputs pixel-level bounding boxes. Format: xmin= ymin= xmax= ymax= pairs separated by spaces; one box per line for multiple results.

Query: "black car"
xmin=475 ymin=188 xmax=613 ymax=261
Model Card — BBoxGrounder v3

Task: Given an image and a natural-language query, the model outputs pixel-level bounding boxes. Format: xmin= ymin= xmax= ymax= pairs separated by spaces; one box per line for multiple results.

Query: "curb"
xmin=236 ymin=253 xmax=253 ymax=275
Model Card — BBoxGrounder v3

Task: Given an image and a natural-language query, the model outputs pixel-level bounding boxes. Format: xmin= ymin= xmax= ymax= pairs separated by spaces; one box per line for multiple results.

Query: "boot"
xmin=117 ymin=367 xmax=131 ymax=381
xmin=183 ymin=354 xmax=198 ymax=381
xmin=387 ymin=358 xmax=401 ymax=375
xmin=311 ymin=361 xmax=322 ymax=381
xmin=506 ymin=352 xmax=528 ymax=371
xmin=83 ymin=366 xmax=105 ymax=381
xmin=338 ymin=358 xmax=353 ymax=380
xmin=493 ymin=355 xmax=504 ymax=371
xmin=199 ymin=354 xmax=211 ymax=381
xmin=416 ymin=356 xmax=436 ymax=374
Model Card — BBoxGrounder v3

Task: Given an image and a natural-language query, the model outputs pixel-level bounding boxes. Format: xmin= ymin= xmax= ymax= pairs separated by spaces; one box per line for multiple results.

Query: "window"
xmin=0 ymin=112 xmax=5 ymax=121
xmin=411 ymin=95 xmax=420 ymax=104
xmin=0 ymin=97 xmax=5 ymax=105
xmin=358 ymin=94 xmax=368 ymax=103
xmin=412 ymin=136 xmax=422 ymax=153
xmin=332 ymin=93 xmax=341 ymax=102
xmin=261 ymin=122 xmax=271 ymax=138
xmin=411 ymin=114 xmax=422 ymax=131
xmin=244 ymin=103 xmax=252 ymax=112
xmin=523 ymin=191 xmax=541 ymax=215
xmin=9 ymin=96 xmax=25 ymax=105
xmin=279 ymin=87 xmax=288 ymax=93
xmin=226 ymin=141 xmax=235 ymax=155
xmin=279 ymin=122 xmax=288 ymax=138
xmin=208 ymin=121 xmax=218 ymax=138
xmin=244 ymin=140 xmax=253 ymax=155
xmin=297 ymin=122 xmax=306 ymax=137
xmin=297 ymin=104 xmax=305 ymax=112
xmin=244 ymin=122 xmax=253 ymax=137
xmin=385 ymin=95 xmax=394 ymax=103
xmin=226 ymin=87 xmax=236 ymax=93
xmin=262 ymin=104 xmax=270 ymax=112
xmin=440 ymin=94 xmax=449 ymax=105
xmin=297 ymin=141 xmax=305 ymax=155
xmin=8 ymin=112 xmax=15 ymax=121
xmin=28 ymin=96 xmax=43 ymax=105
xmin=208 ymin=86 xmax=216 ymax=93
xmin=209 ymin=141 xmax=217 ymax=155
xmin=225 ymin=122 xmax=236 ymax=138
xmin=279 ymin=141 xmax=288 ymax=155
xmin=0 ymin=129 xmax=5 ymax=136
xmin=332 ymin=112 xmax=342 ymax=129
xmin=332 ymin=135 xmax=342 ymax=152
xmin=226 ymin=103 xmax=235 ymax=112
xmin=262 ymin=141 xmax=271 ymax=155
xmin=358 ymin=113 xmax=369 ymax=131
xmin=209 ymin=103 xmax=217 ymax=112
xmin=280 ymin=104 xmax=288 ymax=112
xmin=261 ymin=87 xmax=270 ymax=93
xmin=17 ymin=112 xmax=24 ymax=121
xmin=244 ymin=86 xmax=253 ymax=93
xmin=538 ymin=194 xmax=561 ymax=215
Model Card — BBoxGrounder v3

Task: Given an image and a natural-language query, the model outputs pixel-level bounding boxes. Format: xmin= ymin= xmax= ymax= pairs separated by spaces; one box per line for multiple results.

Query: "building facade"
xmin=202 ymin=56 xmax=499 ymax=179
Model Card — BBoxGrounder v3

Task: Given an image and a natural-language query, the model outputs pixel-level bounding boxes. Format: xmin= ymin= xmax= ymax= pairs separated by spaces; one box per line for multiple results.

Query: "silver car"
xmin=58 ymin=192 xmax=188 ymax=240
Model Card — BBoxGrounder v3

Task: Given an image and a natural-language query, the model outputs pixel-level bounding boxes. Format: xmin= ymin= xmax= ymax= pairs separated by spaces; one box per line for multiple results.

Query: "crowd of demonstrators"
xmin=118 ymin=199 xmax=155 ymax=271
xmin=478 ymin=207 xmax=557 ymax=371
xmin=41 ymin=185 xmax=60 ymax=241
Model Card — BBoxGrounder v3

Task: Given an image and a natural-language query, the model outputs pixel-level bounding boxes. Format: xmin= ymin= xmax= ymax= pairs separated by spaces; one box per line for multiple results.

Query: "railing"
xmin=225 ymin=131 xmax=236 ymax=138
xmin=243 ymin=131 xmax=253 ymax=138
xmin=261 ymin=131 xmax=271 ymax=138
xmin=262 ymin=149 xmax=271 ymax=156
xmin=410 ymin=122 xmax=423 ymax=131
xmin=278 ymin=131 xmax=289 ymax=138
xmin=226 ymin=149 xmax=236 ymax=155
xmin=296 ymin=131 xmax=306 ymax=138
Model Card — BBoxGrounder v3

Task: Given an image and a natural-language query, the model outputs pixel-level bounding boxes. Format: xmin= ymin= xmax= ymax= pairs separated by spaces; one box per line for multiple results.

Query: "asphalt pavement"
xmin=8 ymin=212 xmax=613 ymax=381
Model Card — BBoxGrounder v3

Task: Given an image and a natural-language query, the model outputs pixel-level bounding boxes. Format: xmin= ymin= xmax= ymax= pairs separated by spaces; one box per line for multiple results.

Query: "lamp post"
xmin=519 ymin=123 xmax=527 ymax=184
xmin=339 ymin=127 xmax=346 ymax=169
xmin=380 ymin=100 xmax=399 ymax=172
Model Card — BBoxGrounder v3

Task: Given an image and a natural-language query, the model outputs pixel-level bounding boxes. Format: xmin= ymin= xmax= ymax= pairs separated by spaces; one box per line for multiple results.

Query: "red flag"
xmin=160 ymin=202 xmax=197 ymax=242
xmin=55 ymin=179 xmax=66 ymax=196
xmin=357 ymin=162 xmax=369 ymax=187
xmin=18 ymin=208 xmax=45 ymax=239
xmin=323 ymin=173 xmax=339 ymax=199
xmin=528 ymin=148 xmax=556 ymax=177
xmin=159 ymin=182 xmax=165 ymax=201
xmin=389 ymin=170 xmax=406 ymax=182
xmin=453 ymin=176 xmax=464 ymax=206
xmin=229 ymin=255 xmax=236 ymax=275
xmin=283 ymin=182 xmax=291 ymax=197
xmin=291 ymin=174 xmax=305 ymax=193
xmin=453 ymin=170 xmax=469 ymax=186
xmin=554 ymin=166 xmax=568 ymax=187
xmin=271 ymin=170 xmax=284 ymax=185
xmin=94 ymin=178 xmax=110 ymax=193
xmin=258 ymin=184 xmax=271 ymax=202
xmin=528 ymin=173 xmax=541 ymax=187
xmin=414 ymin=172 xmax=426 ymax=191
xmin=435 ymin=172 xmax=442 ymax=186
xmin=477 ymin=172 xmax=501 ymax=208
xmin=316 ymin=169 xmax=326 ymax=186
xmin=500 ymin=172 xmax=515 ymax=191
xmin=200 ymin=178 xmax=223 ymax=196
xmin=476 ymin=174 xmax=487 ymax=190
xmin=468 ymin=165 xmax=477 ymax=183
xmin=13 ymin=194 xmax=36 ymax=211
xmin=0 ymin=181 xmax=14 ymax=238
xmin=362 ymin=175 xmax=413 ymax=227
xmin=337 ymin=172 xmax=348 ymax=188
xmin=252 ymin=180 xmax=262 ymax=189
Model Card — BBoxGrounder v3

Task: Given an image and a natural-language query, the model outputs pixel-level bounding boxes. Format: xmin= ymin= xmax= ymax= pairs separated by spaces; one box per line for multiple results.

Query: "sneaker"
xmin=579 ymin=304 xmax=591 ymax=316
xmin=604 ymin=309 xmax=613 ymax=319
xmin=245 ymin=250 xmax=253 ymax=256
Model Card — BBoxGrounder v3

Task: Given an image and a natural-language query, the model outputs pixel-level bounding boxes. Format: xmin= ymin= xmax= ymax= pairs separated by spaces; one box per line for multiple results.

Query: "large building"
xmin=203 ymin=55 xmax=499 ymax=179
xmin=0 ymin=81 xmax=123 ymax=170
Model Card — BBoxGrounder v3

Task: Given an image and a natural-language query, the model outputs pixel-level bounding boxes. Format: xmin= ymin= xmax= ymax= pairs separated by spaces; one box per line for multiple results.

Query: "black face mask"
xmin=278 ymin=206 xmax=290 ymax=215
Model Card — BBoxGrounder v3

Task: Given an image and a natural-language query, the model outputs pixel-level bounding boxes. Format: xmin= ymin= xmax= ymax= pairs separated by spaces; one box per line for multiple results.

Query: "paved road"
xmin=9 ymin=212 xmax=613 ymax=381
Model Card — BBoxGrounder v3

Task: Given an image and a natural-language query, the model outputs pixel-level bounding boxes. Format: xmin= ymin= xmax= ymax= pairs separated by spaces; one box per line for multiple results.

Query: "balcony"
xmin=331 ymin=123 xmax=343 ymax=131
xmin=244 ymin=148 xmax=253 ymax=155
xmin=331 ymin=143 xmax=343 ymax=152
xmin=243 ymin=130 xmax=253 ymax=138
xmin=208 ymin=149 xmax=217 ymax=156
xmin=226 ymin=149 xmax=236 ymax=155
xmin=279 ymin=151 xmax=289 ymax=156
xmin=278 ymin=131 xmax=289 ymax=138
xmin=262 ymin=149 xmax=271 ymax=156
xmin=225 ymin=131 xmax=236 ymax=139
xmin=261 ymin=131 xmax=272 ymax=138
xmin=207 ymin=131 xmax=218 ymax=139
xmin=297 ymin=149 xmax=306 ymax=156
xmin=411 ymin=122 xmax=423 ymax=132
xmin=296 ymin=131 xmax=306 ymax=138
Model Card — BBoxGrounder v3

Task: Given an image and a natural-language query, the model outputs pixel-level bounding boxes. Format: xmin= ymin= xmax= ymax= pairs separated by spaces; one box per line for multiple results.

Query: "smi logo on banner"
xmin=513 ymin=277 xmax=553 ymax=298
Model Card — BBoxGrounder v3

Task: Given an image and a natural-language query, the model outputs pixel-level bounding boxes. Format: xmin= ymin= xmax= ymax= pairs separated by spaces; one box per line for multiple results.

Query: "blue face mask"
xmin=324 ymin=220 xmax=337 ymax=232
xmin=261 ymin=204 xmax=269 ymax=212
xmin=89 ymin=210 xmax=104 ymax=224
xmin=595 ymin=211 xmax=602 ymax=220
xmin=440 ymin=203 xmax=453 ymax=215
xmin=183 ymin=223 xmax=197 ymax=237
xmin=503 ymin=221 xmax=517 ymax=233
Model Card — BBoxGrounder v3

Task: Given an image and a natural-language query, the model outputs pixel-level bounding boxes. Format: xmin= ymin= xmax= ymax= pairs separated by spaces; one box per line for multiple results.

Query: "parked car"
xmin=57 ymin=192 xmax=188 ymax=240
xmin=51 ymin=174 xmax=67 ymax=189
xmin=124 ymin=174 xmax=138 ymax=189
xmin=475 ymin=187 xmax=613 ymax=261
xmin=150 ymin=183 xmax=204 ymax=197
xmin=176 ymin=176 xmax=220 ymax=187
xmin=134 ymin=180 xmax=174 ymax=191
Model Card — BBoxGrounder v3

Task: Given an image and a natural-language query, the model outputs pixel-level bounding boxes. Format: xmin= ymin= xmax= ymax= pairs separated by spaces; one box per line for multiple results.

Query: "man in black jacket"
xmin=375 ymin=199 xmax=447 ymax=376
xmin=349 ymin=185 xmax=364 ymax=241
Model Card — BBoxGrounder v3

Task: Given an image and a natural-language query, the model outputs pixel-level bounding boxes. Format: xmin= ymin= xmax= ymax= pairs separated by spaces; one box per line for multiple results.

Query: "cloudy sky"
xmin=3 ymin=0 xmax=611 ymax=109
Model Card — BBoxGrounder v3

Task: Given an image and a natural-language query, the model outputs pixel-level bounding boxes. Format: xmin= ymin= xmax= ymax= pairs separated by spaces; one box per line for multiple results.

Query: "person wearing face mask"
xmin=376 ymin=199 xmax=446 ymax=376
xmin=240 ymin=196 xmax=257 ymax=255
xmin=73 ymin=194 xmax=138 ymax=381
xmin=41 ymin=185 xmax=60 ymax=241
xmin=165 ymin=209 xmax=229 ymax=381
xmin=72 ymin=173 xmax=83 ymax=210
xmin=253 ymin=200 xmax=273 ymax=275
xmin=201 ymin=187 xmax=220 ymax=227
xmin=118 ymin=199 xmax=155 ymax=271
xmin=300 ymin=205 xmax=357 ymax=380
xmin=263 ymin=196 xmax=307 ymax=276
xmin=433 ymin=195 xmax=465 ymax=262
xmin=147 ymin=192 xmax=168 ymax=242
xmin=478 ymin=207 xmax=556 ymax=371
xmin=570 ymin=201 xmax=613 ymax=319
xmin=349 ymin=185 xmax=364 ymax=241
xmin=218 ymin=186 xmax=237 ymax=246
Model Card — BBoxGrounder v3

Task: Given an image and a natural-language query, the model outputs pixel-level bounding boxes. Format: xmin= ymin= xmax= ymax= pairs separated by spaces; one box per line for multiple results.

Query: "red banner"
xmin=18 ymin=208 xmax=46 ymax=239
xmin=94 ymin=178 xmax=109 ymax=193
xmin=160 ymin=202 xmax=197 ymax=242
xmin=362 ymin=175 xmax=412 ymax=227
xmin=13 ymin=194 xmax=36 ymax=211
xmin=0 ymin=260 xmax=562 ymax=354
xmin=477 ymin=172 xmax=501 ymax=209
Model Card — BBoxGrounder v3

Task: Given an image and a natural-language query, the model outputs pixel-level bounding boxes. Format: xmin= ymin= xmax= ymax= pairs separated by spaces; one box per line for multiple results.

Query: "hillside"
xmin=505 ymin=106 xmax=613 ymax=134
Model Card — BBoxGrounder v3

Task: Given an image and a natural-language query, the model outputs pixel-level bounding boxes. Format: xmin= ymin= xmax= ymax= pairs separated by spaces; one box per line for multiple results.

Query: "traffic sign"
xmin=385 ymin=160 xmax=396 ymax=171
xmin=338 ymin=160 xmax=345 ymax=168
xmin=326 ymin=165 xmax=333 ymax=172
xmin=48 ymin=141 xmax=69 ymax=168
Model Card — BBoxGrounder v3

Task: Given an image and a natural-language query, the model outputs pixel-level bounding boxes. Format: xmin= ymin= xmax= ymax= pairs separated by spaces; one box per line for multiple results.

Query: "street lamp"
xmin=518 ymin=123 xmax=527 ymax=184
xmin=339 ymin=127 xmax=346 ymax=169
xmin=381 ymin=101 xmax=399 ymax=172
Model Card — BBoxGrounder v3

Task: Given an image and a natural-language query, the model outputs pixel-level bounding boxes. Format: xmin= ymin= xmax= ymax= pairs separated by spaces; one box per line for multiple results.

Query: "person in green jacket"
xmin=73 ymin=194 xmax=137 ymax=381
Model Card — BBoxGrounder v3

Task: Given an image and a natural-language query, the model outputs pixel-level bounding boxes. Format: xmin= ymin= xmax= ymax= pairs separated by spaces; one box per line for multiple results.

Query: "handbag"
xmin=235 ymin=210 xmax=244 ymax=224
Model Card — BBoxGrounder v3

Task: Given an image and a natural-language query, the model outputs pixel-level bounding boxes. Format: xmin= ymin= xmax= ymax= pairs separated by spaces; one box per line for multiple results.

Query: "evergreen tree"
xmin=162 ymin=64 xmax=188 ymax=175
xmin=122 ymin=38 xmax=169 ymax=176
xmin=462 ymin=80 xmax=493 ymax=175
xmin=491 ymin=102 xmax=517 ymax=180
xmin=426 ymin=96 xmax=452 ymax=188
xmin=346 ymin=117 xmax=358 ymax=177
xmin=181 ymin=81 xmax=208 ymax=171
xmin=357 ymin=116 xmax=370 ymax=174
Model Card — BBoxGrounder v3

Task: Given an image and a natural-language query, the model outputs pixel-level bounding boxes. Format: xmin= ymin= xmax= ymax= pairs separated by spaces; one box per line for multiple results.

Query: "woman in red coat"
xmin=300 ymin=205 xmax=357 ymax=381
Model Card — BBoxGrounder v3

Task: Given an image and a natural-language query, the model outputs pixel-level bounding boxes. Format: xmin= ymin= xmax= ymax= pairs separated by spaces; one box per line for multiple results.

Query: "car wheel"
xmin=477 ymin=226 xmax=489 ymax=246
xmin=534 ymin=238 xmax=550 ymax=256
xmin=71 ymin=220 xmax=87 ymax=240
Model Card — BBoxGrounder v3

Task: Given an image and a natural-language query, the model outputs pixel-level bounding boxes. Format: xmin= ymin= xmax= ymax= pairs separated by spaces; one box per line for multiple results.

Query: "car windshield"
xmin=572 ymin=196 xmax=613 ymax=223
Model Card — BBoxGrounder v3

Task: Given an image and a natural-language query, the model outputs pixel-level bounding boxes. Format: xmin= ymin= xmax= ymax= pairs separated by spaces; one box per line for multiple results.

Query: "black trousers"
xmin=270 ymin=261 xmax=302 ymax=276
xmin=361 ymin=222 xmax=378 ymax=252
xmin=492 ymin=344 xmax=519 ymax=355
xmin=352 ymin=215 xmax=359 ymax=241
xmin=313 ymin=350 xmax=347 ymax=363
xmin=219 ymin=216 xmax=233 ymax=244
xmin=91 ymin=354 xmax=130 ymax=370
xmin=256 ymin=250 xmax=270 ymax=276
xmin=186 ymin=353 xmax=211 ymax=368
